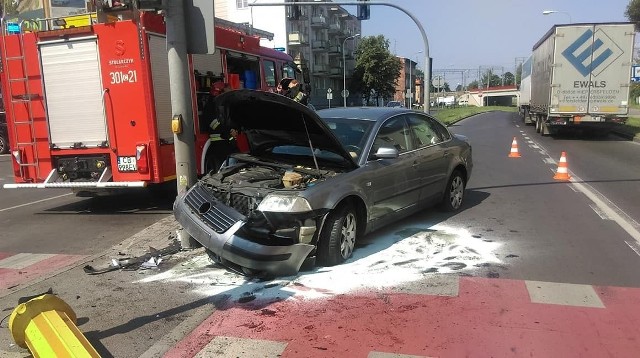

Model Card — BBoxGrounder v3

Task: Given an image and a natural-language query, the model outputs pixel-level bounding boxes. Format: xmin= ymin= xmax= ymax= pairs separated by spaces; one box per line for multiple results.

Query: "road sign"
xmin=341 ymin=89 xmax=349 ymax=98
xmin=633 ymin=65 xmax=640 ymax=82
xmin=327 ymin=93 xmax=333 ymax=100
xmin=432 ymin=75 xmax=444 ymax=89
xmin=327 ymin=88 xmax=332 ymax=93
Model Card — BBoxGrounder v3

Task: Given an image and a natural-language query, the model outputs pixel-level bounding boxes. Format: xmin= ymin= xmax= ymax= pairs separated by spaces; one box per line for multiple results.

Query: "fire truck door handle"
xmin=102 ymin=88 xmax=115 ymax=149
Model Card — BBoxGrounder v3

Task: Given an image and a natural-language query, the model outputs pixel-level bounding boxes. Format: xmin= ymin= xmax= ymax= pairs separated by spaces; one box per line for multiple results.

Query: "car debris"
xmin=83 ymin=241 xmax=181 ymax=275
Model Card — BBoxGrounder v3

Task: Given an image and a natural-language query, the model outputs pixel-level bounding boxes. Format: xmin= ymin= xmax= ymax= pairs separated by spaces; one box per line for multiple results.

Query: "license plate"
xmin=117 ymin=156 xmax=137 ymax=172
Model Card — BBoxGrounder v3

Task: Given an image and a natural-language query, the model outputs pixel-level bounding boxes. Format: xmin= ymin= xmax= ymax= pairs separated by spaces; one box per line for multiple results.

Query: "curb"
xmin=0 ymin=214 xmax=179 ymax=300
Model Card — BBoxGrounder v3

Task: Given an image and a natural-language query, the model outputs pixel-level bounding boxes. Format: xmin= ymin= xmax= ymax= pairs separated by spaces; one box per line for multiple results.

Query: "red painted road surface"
xmin=0 ymin=252 xmax=86 ymax=296
xmin=166 ymin=277 xmax=640 ymax=357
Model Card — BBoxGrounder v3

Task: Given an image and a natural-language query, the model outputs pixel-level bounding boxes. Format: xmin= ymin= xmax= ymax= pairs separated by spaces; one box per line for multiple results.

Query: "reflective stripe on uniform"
xmin=209 ymin=119 xmax=220 ymax=131
xmin=209 ymin=134 xmax=225 ymax=142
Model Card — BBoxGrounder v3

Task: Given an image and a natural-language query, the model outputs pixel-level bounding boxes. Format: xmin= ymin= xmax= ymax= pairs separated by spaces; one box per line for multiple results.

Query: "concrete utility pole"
xmin=166 ymin=0 xmax=197 ymax=193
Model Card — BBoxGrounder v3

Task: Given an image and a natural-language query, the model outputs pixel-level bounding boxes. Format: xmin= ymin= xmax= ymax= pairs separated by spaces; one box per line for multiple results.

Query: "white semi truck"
xmin=521 ymin=23 xmax=635 ymax=136
xmin=518 ymin=56 xmax=534 ymax=124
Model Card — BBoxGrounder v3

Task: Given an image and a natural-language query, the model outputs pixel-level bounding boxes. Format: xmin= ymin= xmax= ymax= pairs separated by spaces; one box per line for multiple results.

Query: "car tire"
xmin=439 ymin=170 xmax=465 ymax=212
xmin=0 ymin=133 xmax=8 ymax=154
xmin=318 ymin=204 xmax=357 ymax=266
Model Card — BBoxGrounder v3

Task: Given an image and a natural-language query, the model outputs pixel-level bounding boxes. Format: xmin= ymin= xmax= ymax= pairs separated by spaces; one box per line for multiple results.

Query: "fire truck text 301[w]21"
xmin=0 ymin=8 xmax=307 ymax=195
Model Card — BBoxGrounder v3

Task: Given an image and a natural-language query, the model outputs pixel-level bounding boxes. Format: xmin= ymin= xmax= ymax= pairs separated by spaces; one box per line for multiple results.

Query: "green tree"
xmin=466 ymin=80 xmax=479 ymax=90
xmin=504 ymin=72 xmax=515 ymax=86
xmin=480 ymin=70 xmax=502 ymax=88
xmin=351 ymin=35 xmax=402 ymax=106
xmin=626 ymin=0 xmax=640 ymax=30
xmin=1 ymin=0 xmax=19 ymax=16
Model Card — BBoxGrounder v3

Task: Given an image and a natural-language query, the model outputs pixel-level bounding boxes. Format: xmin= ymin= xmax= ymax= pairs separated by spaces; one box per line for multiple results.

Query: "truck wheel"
xmin=317 ymin=204 xmax=357 ymax=266
xmin=540 ymin=121 xmax=548 ymax=136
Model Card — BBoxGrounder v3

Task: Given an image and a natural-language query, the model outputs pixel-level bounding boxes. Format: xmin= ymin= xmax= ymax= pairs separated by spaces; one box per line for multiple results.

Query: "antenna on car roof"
xmin=301 ymin=113 xmax=320 ymax=173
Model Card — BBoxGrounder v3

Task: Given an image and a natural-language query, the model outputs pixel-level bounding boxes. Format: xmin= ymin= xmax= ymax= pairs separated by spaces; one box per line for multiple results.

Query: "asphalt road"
xmin=0 ymin=154 xmax=174 ymax=255
xmin=1 ymin=111 xmax=640 ymax=357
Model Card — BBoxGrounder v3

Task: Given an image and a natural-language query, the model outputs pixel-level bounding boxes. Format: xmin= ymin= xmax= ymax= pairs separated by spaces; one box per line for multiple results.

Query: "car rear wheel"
xmin=440 ymin=170 xmax=465 ymax=212
xmin=318 ymin=204 xmax=357 ymax=266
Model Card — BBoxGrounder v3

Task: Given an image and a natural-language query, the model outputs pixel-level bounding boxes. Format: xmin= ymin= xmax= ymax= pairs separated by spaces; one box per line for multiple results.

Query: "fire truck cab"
xmin=0 ymin=7 xmax=307 ymax=193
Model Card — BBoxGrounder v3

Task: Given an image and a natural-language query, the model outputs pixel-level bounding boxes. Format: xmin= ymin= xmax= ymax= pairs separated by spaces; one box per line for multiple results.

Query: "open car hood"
xmin=215 ymin=90 xmax=357 ymax=169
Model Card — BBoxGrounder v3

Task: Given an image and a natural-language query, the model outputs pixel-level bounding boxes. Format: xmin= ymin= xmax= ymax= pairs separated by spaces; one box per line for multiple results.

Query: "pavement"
xmin=2 ymin=214 xmax=640 ymax=357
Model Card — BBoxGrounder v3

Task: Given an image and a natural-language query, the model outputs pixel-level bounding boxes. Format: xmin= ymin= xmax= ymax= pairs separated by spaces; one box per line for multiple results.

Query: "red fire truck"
xmin=0 ymin=9 xmax=306 ymax=193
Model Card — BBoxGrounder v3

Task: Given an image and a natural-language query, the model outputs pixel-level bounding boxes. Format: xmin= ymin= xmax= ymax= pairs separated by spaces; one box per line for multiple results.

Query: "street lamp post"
xmin=542 ymin=10 xmax=572 ymax=23
xmin=408 ymin=50 xmax=422 ymax=108
xmin=343 ymin=33 xmax=360 ymax=107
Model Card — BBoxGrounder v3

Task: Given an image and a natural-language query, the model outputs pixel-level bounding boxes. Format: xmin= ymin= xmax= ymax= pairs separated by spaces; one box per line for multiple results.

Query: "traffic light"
xmin=288 ymin=0 xmax=301 ymax=20
xmin=357 ymin=0 xmax=370 ymax=20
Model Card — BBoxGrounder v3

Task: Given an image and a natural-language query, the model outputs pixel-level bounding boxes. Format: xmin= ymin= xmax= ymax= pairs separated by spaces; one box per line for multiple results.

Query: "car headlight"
xmin=257 ymin=194 xmax=312 ymax=213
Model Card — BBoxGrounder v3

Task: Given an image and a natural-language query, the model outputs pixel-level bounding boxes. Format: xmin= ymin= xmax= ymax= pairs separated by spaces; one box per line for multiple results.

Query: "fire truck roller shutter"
xmin=148 ymin=34 xmax=173 ymax=143
xmin=39 ymin=37 xmax=107 ymax=148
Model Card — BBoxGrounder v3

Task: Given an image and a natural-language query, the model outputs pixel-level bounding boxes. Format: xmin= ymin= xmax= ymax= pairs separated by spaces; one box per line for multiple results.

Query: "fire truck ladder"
xmin=2 ymin=23 xmax=41 ymax=182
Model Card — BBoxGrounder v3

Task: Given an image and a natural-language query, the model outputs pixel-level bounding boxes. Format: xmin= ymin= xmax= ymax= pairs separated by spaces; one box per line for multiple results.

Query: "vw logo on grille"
xmin=198 ymin=202 xmax=211 ymax=215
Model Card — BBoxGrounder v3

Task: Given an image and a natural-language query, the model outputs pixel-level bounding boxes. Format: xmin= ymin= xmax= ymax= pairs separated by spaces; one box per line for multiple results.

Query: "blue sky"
xmin=350 ymin=0 xmax=631 ymax=85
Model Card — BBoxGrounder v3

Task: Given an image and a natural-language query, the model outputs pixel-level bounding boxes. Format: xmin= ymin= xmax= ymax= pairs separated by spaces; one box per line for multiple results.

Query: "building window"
xmin=236 ymin=0 xmax=248 ymax=9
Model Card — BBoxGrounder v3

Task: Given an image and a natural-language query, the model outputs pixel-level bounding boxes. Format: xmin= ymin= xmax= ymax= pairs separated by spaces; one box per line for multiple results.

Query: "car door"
xmin=364 ymin=115 xmax=417 ymax=222
xmin=407 ymin=113 xmax=452 ymax=203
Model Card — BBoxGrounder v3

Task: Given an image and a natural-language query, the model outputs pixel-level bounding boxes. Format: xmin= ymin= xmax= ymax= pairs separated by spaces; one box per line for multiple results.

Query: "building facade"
xmin=394 ymin=57 xmax=421 ymax=108
xmin=214 ymin=0 xmax=362 ymax=108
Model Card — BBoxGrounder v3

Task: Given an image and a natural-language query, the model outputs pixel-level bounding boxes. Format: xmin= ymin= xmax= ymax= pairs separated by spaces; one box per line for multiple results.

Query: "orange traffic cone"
xmin=553 ymin=151 xmax=571 ymax=181
xmin=508 ymin=137 xmax=521 ymax=158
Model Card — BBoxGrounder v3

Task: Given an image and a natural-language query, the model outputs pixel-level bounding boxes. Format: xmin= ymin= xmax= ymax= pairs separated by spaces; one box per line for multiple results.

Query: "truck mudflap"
xmin=2 ymin=168 xmax=147 ymax=189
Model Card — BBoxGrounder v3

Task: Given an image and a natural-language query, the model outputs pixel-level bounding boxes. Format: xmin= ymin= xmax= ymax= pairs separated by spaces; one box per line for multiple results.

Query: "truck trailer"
xmin=523 ymin=23 xmax=634 ymax=136
xmin=518 ymin=56 xmax=534 ymax=125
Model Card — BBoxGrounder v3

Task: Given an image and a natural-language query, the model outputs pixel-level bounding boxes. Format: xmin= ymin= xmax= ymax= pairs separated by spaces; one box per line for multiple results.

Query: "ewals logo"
xmin=562 ymin=28 xmax=624 ymax=77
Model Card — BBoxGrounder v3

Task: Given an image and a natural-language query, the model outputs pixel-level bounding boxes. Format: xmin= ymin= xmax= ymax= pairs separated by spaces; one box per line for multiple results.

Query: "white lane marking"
xmin=530 ymin=138 xmax=640 ymax=248
xmin=194 ymin=336 xmax=287 ymax=358
xmin=369 ymin=352 xmax=430 ymax=358
xmin=0 ymin=253 xmax=55 ymax=269
xmin=516 ymin=125 xmax=521 ymax=128
xmin=590 ymin=204 xmax=613 ymax=220
xmin=0 ymin=193 xmax=73 ymax=213
xmin=572 ymin=179 xmax=640 ymax=244
xmin=544 ymin=158 xmax=556 ymax=165
xmin=625 ymin=241 xmax=640 ymax=257
xmin=525 ymin=280 xmax=605 ymax=308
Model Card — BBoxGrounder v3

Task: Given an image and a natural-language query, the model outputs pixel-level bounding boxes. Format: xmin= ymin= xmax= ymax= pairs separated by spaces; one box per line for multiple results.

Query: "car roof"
xmin=317 ymin=107 xmax=417 ymax=123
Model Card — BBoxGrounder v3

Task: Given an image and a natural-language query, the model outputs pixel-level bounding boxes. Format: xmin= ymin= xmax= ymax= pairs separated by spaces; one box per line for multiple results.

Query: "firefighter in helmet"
xmin=202 ymin=81 xmax=232 ymax=172
xmin=277 ymin=78 xmax=308 ymax=105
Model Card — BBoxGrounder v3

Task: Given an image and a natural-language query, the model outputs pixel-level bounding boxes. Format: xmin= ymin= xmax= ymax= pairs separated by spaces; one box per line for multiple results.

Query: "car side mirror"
xmin=374 ymin=146 xmax=399 ymax=159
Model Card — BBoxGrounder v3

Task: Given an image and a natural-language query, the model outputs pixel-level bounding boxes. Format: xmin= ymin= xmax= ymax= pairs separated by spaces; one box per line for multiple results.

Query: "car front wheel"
xmin=318 ymin=204 xmax=357 ymax=266
xmin=440 ymin=170 xmax=465 ymax=212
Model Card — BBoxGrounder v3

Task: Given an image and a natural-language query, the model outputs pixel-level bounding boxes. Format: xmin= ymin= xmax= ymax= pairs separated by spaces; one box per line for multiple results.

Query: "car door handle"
xmin=443 ymin=150 xmax=450 ymax=157
xmin=412 ymin=160 xmax=418 ymax=168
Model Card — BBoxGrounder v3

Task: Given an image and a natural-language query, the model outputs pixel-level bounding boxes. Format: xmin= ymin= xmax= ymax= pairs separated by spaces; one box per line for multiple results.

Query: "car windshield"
xmin=321 ymin=117 xmax=375 ymax=160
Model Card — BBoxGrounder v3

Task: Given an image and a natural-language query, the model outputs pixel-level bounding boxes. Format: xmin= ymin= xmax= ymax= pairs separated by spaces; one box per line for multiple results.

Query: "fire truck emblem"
xmin=115 ymin=40 xmax=126 ymax=56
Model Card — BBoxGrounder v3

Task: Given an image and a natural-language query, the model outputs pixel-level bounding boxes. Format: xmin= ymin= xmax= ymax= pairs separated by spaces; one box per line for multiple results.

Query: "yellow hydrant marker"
xmin=9 ymin=294 xmax=100 ymax=357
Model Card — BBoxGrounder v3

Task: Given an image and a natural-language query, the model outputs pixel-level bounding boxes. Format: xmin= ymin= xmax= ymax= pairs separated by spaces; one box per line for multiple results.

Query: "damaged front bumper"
xmin=173 ymin=186 xmax=315 ymax=276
